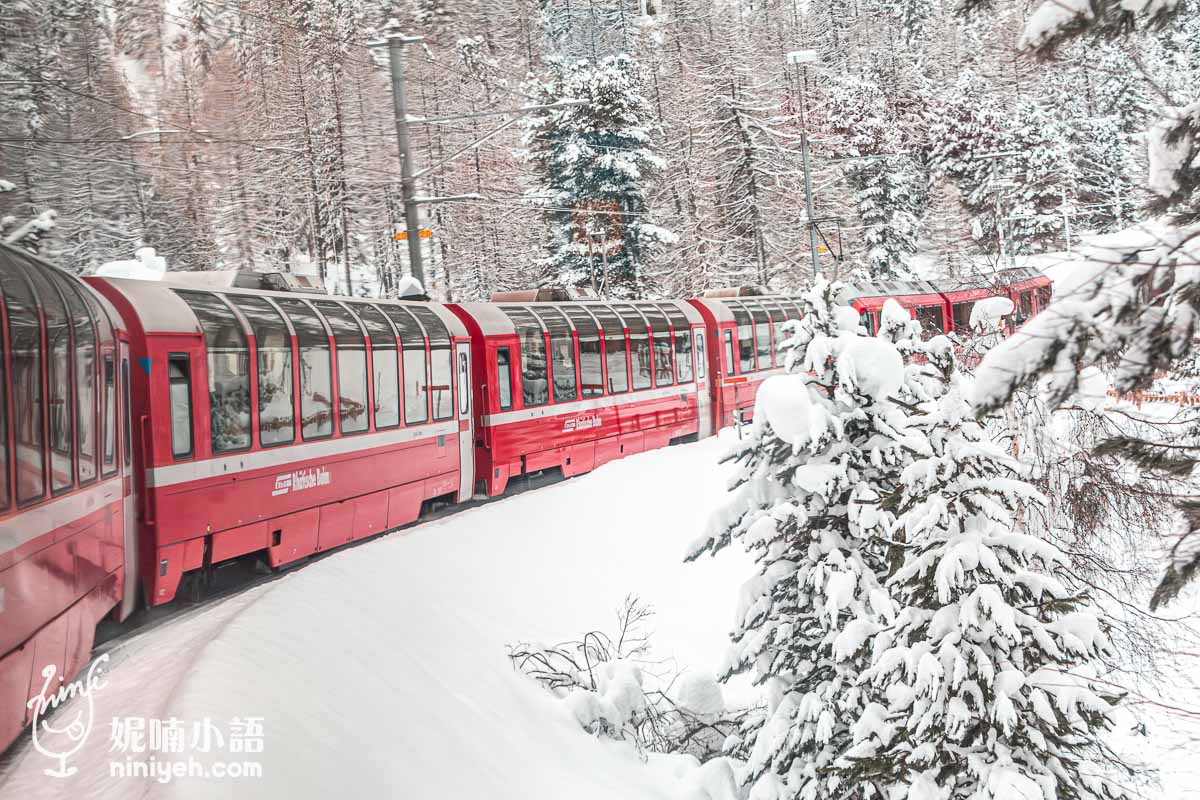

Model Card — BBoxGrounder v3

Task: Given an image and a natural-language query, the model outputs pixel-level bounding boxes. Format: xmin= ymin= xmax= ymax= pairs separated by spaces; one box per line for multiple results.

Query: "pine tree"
xmin=840 ymin=341 xmax=1130 ymax=800
xmin=687 ymin=279 xmax=922 ymax=798
xmin=829 ymin=75 xmax=925 ymax=280
xmin=522 ymin=54 xmax=673 ymax=298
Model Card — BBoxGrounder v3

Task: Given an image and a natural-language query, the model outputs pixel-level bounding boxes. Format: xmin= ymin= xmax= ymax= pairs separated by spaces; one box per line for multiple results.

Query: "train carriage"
xmin=686 ymin=293 xmax=805 ymax=430
xmin=448 ymin=298 xmax=709 ymax=497
xmin=87 ymin=275 xmax=473 ymax=607
xmin=0 ymin=243 xmax=135 ymax=753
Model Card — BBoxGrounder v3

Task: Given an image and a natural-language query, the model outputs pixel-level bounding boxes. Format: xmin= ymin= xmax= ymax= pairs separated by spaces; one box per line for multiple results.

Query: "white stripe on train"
xmin=0 ymin=477 xmax=124 ymax=558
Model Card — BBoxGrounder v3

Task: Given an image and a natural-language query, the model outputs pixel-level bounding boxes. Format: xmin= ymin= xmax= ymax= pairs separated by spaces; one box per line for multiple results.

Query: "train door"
xmin=455 ymin=341 xmax=474 ymax=502
xmin=694 ymin=329 xmax=713 ymax=439
xmin=118 ymin=343 xmax=139 ymax=620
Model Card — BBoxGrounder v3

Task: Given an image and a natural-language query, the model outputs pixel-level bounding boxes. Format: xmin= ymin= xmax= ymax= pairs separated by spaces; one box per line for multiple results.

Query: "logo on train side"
xmin=271 ymin=467 xmax=331 ymax=497
xmin=562 ymin=414 xmax=602 ymax=433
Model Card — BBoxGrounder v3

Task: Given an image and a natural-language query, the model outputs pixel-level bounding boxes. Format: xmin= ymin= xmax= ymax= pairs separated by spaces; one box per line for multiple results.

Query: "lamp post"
xmin=787 ymin=49 xmax=821 ymax=277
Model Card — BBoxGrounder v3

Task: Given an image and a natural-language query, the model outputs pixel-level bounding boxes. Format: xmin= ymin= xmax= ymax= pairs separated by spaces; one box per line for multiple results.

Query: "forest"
xmin=0 ymin=0 xmax=1196 ymax=298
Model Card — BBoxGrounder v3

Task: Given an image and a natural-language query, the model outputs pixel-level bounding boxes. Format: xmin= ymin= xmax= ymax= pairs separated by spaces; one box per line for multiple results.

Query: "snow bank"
xmin=0 ymin=436 xmax=752 ymax=800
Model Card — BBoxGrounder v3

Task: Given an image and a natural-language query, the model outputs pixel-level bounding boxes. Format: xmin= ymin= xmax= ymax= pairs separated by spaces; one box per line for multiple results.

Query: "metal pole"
xmin=386 ymin=33 xmax=425 ymax=288
xmin=802 ymin=131 xmax=819 ymax=277
xmin=1061 ymin=185 xmax=1072 ymax=255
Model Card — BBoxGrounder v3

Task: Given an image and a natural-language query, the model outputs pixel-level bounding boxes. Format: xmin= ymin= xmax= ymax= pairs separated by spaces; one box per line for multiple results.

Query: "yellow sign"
xmin=394 ymin=229 xmax=433 ymax=241
xmin=817 ymin=246 xmax=828 ymax=253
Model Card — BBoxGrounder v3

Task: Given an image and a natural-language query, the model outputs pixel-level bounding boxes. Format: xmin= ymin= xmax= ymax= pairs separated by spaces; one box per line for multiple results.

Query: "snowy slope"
xmin=0 ymin=435 xmax=751 ymax=800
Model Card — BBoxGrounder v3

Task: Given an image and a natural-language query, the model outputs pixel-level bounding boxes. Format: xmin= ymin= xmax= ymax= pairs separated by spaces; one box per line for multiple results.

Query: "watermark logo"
xmin=271 ymin=466 xmax=330 ymax=496
xmin=109 ymin=716 xmax=265 ymax=783
xmin=26 ymin=654 xmax=110 ymax=778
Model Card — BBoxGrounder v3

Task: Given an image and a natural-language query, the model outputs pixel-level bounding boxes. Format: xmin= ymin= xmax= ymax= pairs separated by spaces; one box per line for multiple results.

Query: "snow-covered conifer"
xmin=688 ymin=279 xmax=924 ymax=798
xmin=522 ymin=54 xmax=674 ymax=298
xmin=840 ymin=341 xmax=1130 ymax=800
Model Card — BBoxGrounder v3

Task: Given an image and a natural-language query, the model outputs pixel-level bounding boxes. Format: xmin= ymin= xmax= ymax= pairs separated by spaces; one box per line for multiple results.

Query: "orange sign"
xmin=394 ymin=229 xmax=433 ymax=240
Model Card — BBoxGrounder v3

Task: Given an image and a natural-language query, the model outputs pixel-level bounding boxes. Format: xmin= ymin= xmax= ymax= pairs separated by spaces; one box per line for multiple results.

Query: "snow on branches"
xmin=691 ymin=279 xmax=1133 ymax=799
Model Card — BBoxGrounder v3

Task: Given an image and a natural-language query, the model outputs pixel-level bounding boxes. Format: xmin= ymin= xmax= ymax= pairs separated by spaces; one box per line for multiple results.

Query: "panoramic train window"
xmin=275 ymin=297 xmax=333 ymax=440
xmin=177 ymin=292 xmax=252 ymax=452
xmin=314 ymin=302 xmax=369 ymax=435
xmin=564 ymin=306 xmax=602 ymax=399
xmin=355 ymin=305 xmax=400 ymax=430
xmin=381 ymin=305 xmax=429 ymax=425
xmin=915 ymin=306 xmax=944 ymax=340
xmin=496 ymin=347 xmax=514 ymax=410
xmin=615 ymin=305 xmax=651 ymax=391
xmin=590 ymin=305 xmax=628 ymax=395
xmin=761 ymin=299 xmax=788 ymax=346
xmin=501 ymin=307 xmax=548 ymax=408
xmin=409 ymin=306 xmax=454 ymax=421
xmin=533 ymin=307 xmax=577 ymax=403
xmin=168 ymin=355 xmax=194 ymax=458
xmin=26 ymin=268 xmax=73 ymax=493
xmin=0 ymin=268 xmax=45 ymax=503
xmin=60 ymin=278 xmax=99 ymax=483
xmin=103 ymin=356 xmax=117 ymax=475
xmin=232 ymin=296 xmax=295 ymax=446
xmin=661 ymin=307 xmax=693 ymax=383
xmin=642 ymin=307 xmax=674 ymax=387
xmin=1038 ymin=285 xmax=1052 ymax=310
xmin=755 ymin=323 xmax=772 ymax=369
xmin=952 ymin=302 xmax=975 ymax=334
xmin=729 ymin=306 xmax=756 ymax=373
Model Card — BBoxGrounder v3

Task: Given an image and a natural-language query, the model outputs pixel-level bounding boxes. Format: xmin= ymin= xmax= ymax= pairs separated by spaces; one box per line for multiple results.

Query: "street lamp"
xmin=786 ymin=50 xmax=821 ymax=277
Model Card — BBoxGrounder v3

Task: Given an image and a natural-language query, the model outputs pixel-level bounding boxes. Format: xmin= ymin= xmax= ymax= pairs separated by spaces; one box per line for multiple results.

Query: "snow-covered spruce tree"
xmin=687 ymin=279 xmax=924 ymax=798
xmin=839 ymin=338 xmax=1131 ymax=800
xmin=829 ymin=75 xmax=925 ymax=281
xmin=522 ymin=54 xmax=674 ymax=298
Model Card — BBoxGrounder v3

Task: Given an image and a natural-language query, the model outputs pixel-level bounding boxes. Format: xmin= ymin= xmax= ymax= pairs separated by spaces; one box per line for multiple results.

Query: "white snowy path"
xmin=0 ymin=434 xmax=751 ymax=800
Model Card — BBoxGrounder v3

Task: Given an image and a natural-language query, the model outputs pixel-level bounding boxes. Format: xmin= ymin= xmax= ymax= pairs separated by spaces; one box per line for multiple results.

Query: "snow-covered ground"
xmin=0 ymin=434 xmax=751 ymax=799
xmin=0 ymin=426 xmax=1195 ymax=799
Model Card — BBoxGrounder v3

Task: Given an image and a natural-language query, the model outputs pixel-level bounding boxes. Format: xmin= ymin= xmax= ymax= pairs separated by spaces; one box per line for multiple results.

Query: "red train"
xmin=0 ymin=242 xmax=1051 ymax=752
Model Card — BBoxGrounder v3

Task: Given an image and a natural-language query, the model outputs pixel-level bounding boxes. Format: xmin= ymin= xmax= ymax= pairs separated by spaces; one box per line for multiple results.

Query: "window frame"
xmin=496 ymin=346 xmax=514 ymax=411
xmin=275 ymin=297 xmax=335 ymax=442
xmin=176 ymin=291 xmax=254 ymax=454
xmin=353 ymin=303 xmax=401 ymax=432
xmin=230 ymin=295 xmax=297 ymax=448
xmin=1 ymin=266 xmax=46 ymax=507
xmin=723 ymin=329 xmax=736 ymax=376
xmin=313 ymin=301 xmax=371 ymax=437
xmin=614 ymin=304 xmax=652 ymax=391
xmin=102 ymin=355 xmax=118 ymax=477
xmin=167 ymin=353 xmax=195 ymax=460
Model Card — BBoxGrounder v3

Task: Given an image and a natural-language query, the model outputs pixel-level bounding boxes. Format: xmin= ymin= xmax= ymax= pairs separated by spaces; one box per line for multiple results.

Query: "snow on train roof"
xmin=93 ymin=276 xmax=468 ymax=338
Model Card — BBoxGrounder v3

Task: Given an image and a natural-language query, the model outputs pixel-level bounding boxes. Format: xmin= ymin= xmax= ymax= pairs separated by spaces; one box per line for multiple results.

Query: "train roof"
xmin=88 ymin=276 xmax=469 ymax=339
xmin=452 ymin=298 xmax=704 ymax=336
xmin=0 ymin=242 xmax=125 ymax=336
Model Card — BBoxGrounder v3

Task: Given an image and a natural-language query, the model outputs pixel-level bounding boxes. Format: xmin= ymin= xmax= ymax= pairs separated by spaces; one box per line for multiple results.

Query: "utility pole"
xmin=802 ymin=132 xmax=820 ymax=277
xmin=379 ymin=25 xmax=426 ymax=287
